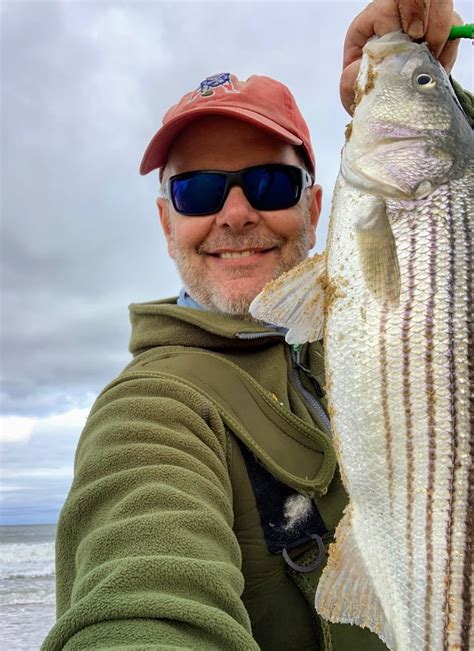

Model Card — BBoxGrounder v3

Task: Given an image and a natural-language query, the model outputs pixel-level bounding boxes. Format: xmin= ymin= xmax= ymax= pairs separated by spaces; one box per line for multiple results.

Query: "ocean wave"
xmin=1 ymin=589 xmax=56 ymax=606
xmin=2 ymin=568 xmax=55 ymax=580
xmin=0 ymin=541 xmax=55 ymax=582
xmin=0 ymin=541 xmax=54 ymax=564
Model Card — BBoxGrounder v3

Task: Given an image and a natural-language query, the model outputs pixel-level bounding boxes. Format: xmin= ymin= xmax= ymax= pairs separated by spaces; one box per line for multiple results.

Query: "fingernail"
xmin=407 ymin=19 xmax=424 ymax=39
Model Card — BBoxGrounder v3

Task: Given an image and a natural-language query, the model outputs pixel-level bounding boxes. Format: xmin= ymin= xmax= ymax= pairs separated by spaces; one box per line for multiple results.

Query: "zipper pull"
xmin=291 ymin=344 xmax=325 ymax=398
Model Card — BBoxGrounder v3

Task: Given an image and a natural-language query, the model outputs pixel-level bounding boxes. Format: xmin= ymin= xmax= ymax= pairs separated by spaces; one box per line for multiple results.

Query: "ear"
xmin=307 ymin=184 xmax=322 ymax=250
xmin=157 ymin=197 xmax=175 ymax=259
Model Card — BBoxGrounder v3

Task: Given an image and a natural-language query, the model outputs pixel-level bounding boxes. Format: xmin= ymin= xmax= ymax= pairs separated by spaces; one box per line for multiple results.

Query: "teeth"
xmin=219 ymin=250 xmax=255 ymax=259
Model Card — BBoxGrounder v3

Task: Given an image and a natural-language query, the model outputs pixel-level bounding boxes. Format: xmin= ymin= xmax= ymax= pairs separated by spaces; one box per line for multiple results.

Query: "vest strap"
xmin=124 ymin=349 xmax=336 ymax=496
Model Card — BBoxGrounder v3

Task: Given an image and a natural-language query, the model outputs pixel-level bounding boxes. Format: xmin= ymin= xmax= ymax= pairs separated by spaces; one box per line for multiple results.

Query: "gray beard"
xmin=171 ymin=215 xmax=313 ymax=319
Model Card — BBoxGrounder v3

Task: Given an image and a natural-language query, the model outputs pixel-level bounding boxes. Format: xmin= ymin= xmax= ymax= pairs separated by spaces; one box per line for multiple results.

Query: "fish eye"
xmin=416 ymin=73 xmax=436 ymax=88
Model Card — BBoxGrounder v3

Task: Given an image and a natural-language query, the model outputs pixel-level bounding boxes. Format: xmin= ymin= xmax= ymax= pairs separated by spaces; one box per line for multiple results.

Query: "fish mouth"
xmin=362 ymin=31 xmax=422 ymax=73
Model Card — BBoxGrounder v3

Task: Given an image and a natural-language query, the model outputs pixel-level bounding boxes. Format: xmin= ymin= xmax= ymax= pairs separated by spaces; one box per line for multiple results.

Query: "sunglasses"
xmin=163 ymin=164 xmax=313 ymax=216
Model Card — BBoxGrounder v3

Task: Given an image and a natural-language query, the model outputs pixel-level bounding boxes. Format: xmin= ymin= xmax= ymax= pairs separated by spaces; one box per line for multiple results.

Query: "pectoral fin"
xmin=249 ymin=253 xmax=326 ymax=344
xmin=315 ymin=505 xmax=395 ymax=650
xmin=355 ymin=200 xmax=400 ymax=307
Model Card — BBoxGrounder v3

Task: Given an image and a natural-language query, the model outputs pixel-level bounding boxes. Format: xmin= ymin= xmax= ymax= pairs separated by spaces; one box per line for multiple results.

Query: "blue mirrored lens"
xmin=243 ymin=166 xmax=299 ymax=210
xmin=171 ymin=173 xmax=227 ymax=215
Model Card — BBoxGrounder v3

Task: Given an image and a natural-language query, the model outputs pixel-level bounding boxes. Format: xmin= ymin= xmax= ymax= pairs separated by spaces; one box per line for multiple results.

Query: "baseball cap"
xmin=139 ymin=72 xmax=315 ymax=177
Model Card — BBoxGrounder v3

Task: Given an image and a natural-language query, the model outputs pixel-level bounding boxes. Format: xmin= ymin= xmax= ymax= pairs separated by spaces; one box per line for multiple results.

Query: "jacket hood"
xmin=128 ymin=297 xmax=285 ymax=356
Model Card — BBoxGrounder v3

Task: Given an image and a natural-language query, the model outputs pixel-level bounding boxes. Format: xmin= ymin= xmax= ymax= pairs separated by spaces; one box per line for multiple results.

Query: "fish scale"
xmin=323 ymin=171 xmax=473 ymax=650
xmin=250 ymin=31 xmax=473 ymax=651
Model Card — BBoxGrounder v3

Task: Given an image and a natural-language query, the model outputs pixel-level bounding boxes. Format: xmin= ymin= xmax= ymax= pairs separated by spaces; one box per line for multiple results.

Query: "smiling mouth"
xmin=208 ymin=248 xmax=276 ymax=259
xmin=220 ymin=250 xmax=261 ymax=259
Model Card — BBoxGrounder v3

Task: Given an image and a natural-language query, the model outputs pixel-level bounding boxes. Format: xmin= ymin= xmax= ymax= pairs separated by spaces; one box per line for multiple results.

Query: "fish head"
xmin=342 ymin=31 xmax=473 ymax=200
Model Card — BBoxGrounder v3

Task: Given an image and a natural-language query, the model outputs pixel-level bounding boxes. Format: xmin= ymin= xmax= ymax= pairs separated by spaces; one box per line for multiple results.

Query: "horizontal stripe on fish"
xmin=423 ymin=203 xmax=438 ymax=651
xmin=443 ymin=184 xmax=458 ymax=651
xmin=401 ymin=216 xmax=417 ymax=624
xmin=460 ymin=193 xmax=473 ymax=651
xmin=379 ymin=302 xmax=395 ymax=520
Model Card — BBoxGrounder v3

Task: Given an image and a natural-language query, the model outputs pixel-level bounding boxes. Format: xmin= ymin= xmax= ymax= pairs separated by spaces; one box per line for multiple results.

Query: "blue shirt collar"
xmin=176 ymin=288 xmax=288 ymax=336
xmin=177 ymin=288 xmax=207 ymax=310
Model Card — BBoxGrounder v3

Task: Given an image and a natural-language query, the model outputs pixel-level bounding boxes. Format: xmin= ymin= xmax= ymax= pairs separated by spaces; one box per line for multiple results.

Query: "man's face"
xmin=157 ymin=116 xmax=322 ymax=317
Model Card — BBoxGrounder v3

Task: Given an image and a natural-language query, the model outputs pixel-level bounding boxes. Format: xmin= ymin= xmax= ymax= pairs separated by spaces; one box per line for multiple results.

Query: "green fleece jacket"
xmin=41 ymin=82 xmax=473 ymax=650
xmin=42 ymin=299 xmax=388 ymax=650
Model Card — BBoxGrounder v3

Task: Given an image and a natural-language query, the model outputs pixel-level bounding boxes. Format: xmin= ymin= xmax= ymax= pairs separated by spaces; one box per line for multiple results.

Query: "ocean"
xmin=1 ymin=524 xmax=56 ymax=650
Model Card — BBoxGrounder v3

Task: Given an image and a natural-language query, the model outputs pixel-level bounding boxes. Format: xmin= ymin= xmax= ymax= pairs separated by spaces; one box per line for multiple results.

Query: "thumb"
xmin=340 ymin=59 xmax=361 ymax=115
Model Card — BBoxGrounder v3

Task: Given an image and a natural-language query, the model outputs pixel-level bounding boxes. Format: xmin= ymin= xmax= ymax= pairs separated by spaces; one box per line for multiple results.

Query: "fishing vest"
xmin=124 ymin=347 xmax=388 ymax=651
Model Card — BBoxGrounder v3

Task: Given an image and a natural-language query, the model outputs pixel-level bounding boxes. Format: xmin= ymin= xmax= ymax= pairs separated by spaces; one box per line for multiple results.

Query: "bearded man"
xmin=42 ymin=1 xmax=470 ymax=649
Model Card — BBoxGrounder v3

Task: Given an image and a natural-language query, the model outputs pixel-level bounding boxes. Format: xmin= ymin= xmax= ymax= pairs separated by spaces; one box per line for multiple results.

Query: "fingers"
xmin=398 ymin=0 xmax=461 ymax=65
xmin=424 ymin=0 xmax=453 ymax=55
xmin=397 ymin=0 xmax=430 ymax=39
xmin=343 ymin=0 xmax=401 ymax=69
xmin=340 ymin=0 xmax=463 ymax=114
xmin=437 ymin=10 xmax=462 ymax=73
xmin=340 ymin=60 xmax=361 ymax=115
xmin=341 ymin=0 xmax=402 ymax=114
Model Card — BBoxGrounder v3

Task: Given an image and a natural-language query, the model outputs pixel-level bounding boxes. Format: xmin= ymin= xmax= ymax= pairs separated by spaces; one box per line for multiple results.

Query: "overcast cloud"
xmin=1 ymin=0 xmax=472 ymax=524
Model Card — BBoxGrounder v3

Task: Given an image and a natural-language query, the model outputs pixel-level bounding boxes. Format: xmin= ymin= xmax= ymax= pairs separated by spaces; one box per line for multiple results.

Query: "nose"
xmin=214 ymin=186 xmax=260 ymax=230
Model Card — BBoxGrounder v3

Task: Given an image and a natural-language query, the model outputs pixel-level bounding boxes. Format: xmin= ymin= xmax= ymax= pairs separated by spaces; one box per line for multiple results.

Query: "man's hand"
xmin=340 ymin=0 xmax=463 ymax=114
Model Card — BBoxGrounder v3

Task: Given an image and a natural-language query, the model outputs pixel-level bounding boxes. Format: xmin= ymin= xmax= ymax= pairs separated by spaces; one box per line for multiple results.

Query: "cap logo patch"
xmin=188 ymin=72 xmax=239 ymax=102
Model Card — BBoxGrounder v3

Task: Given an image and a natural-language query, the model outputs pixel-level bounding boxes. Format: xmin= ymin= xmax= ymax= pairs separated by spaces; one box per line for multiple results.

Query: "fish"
xmin=250 ymin=31 xmax=473 ymax=651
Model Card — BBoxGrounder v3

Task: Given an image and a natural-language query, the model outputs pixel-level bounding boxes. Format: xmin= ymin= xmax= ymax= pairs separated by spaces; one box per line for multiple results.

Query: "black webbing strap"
xmin=238 ymin=440 xmax=327 ymax=556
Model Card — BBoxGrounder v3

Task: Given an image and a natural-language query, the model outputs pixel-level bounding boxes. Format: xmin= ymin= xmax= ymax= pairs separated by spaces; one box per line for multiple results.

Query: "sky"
xmin=1 ymin=0 xmax=473 ymax=525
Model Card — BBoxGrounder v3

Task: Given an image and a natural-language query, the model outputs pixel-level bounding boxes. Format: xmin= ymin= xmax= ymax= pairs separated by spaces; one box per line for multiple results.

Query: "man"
xmin=42 ymin=1 xmax=470 ymax=649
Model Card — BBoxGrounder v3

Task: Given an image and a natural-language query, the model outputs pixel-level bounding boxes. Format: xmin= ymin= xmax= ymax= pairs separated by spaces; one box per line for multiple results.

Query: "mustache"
xmin=198 ymin=233 xmax=285 ymax=254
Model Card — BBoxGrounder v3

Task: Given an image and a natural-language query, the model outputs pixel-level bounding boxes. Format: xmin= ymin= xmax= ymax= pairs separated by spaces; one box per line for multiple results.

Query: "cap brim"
xmin=139 ymin=106 xmax=303 ymax=175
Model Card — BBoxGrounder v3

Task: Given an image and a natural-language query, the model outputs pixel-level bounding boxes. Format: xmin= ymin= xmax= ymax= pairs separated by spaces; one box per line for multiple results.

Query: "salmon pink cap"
xmin=139 ymin=73 xmax=315 ymax=177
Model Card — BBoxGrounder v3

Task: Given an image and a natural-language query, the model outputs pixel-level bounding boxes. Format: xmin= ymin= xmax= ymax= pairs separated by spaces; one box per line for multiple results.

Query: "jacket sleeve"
xmin=452 ymin=78 xmax=474 ymax=128
xmin=41 ymin=372 xmax=259 ymax=650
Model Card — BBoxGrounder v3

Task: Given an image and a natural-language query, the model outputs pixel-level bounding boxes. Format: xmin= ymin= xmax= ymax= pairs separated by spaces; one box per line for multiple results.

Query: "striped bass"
xmin=250 ymin=31 xmax=473 ymax=651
